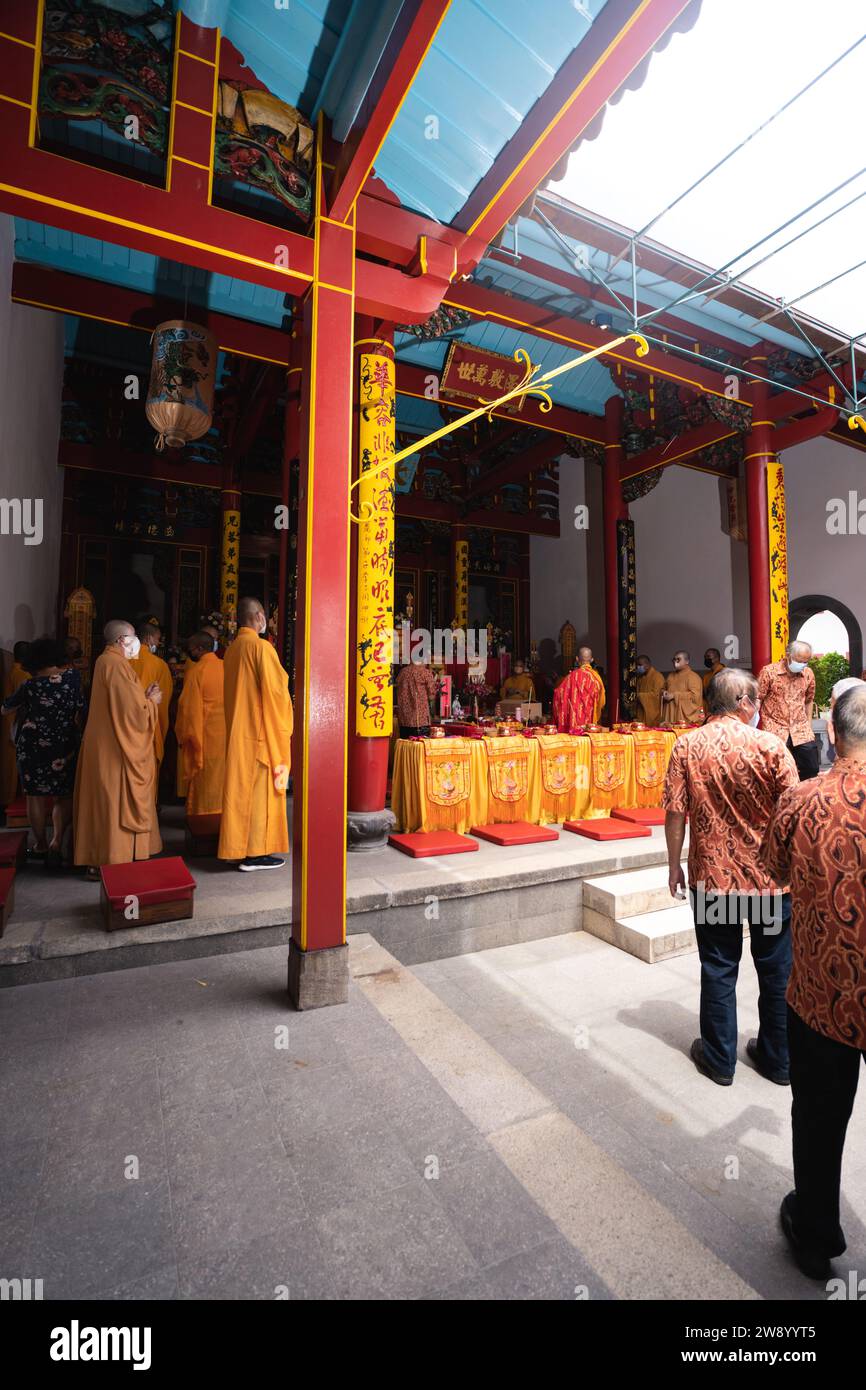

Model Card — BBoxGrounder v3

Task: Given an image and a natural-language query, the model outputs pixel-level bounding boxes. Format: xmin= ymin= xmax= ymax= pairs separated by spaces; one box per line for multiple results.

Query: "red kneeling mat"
xmin=471 ymin=822 xmax=559 ymax=846
xmin=564 ymin=818 xmax=651 ymax=840
xmin=611 ymin=807 xmax=667 ymax=826
xmin=100 ymin=856 xmax=196 ymax=909
xmin=389 ymin=831 xmax=479 ymax=858
xmin=0 ymin=831 xmax=28 ymax=867
xmin=0 ymin=865 xmax=15 ymax=905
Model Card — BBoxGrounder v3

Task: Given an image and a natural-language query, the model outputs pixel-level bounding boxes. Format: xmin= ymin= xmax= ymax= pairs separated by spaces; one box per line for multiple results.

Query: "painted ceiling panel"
xmin=373 ymin=0 xmax=609 ymax=223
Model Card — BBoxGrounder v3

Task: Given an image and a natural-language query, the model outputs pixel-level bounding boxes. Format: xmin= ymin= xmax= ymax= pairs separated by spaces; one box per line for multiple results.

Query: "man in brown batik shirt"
xmin=663 ymin=668 xmax=799 ymax=1087
xmin=395 ymin=656 xmax=439 ymax=738
xmin=761 ymin=684 xmax=866 ymax=1279
xmin=757 ymin=639 xmax=818 ymax=781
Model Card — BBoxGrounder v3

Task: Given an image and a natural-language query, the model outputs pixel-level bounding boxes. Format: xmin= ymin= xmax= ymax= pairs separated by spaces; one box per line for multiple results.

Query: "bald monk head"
xmin=137 ymin=622 xmax=161 ymax=652
xmin=636 ymin=653 xmax=653 ymax=675
xmin=237 ymin=597 xmax=266 ymax=635
xmin=202 ymin=623 xmax=220 ymax=644
xmin=104 ymin=619 xmax=134 ymax=650
xmin=187 ymin=630 xmax=216 ymax=662
xmin=671 ymin=650 xmax=692 ymax=673
xmin=703 ymin=647 xmax=721 ymax=670
xmin=578 ymin=646 xmax=593 ymax=666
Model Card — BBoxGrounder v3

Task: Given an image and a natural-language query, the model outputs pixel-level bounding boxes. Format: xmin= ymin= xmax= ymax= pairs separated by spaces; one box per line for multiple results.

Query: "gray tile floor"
xmin=1 ymin=933 xmax=863 ymax=1300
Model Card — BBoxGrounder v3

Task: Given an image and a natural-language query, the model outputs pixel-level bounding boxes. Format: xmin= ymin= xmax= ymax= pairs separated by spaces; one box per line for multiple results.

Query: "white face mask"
xmin=122 ymin=635 xmax=141 ymax=660
xmin=787 ymin=659 xmax=807 ymax=674
xmin=749 ymin=709 xmax=760 ymax=727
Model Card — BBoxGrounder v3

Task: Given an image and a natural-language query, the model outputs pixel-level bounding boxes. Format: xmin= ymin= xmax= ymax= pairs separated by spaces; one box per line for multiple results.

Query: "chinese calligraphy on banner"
xmin=356 ymin=353 xmax=395 ymax=736
xmin=617 ymin=519 xmax=637 ymax=720
xmin=221 ymin=507 xmax=241 ymax=626
xmin=441 ymin=343 xmax=526 ymax=412
xmin=767 ymin=459 xmax=789 ymax=661
xmin=453 ymin=538 xmax=469 ymax=628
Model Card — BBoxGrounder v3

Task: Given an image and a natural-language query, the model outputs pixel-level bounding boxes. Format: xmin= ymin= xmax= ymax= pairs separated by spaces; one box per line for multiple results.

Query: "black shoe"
xmin=690 ymin=1038 xmax=733 ymax=1086
xmin=238 ymin=855 xmax=285 ymax=872
xmin=779 ymin=1193 xmax=832 ymax=1281
xmin=747 ymin=1038 xmax=790 ymax=1085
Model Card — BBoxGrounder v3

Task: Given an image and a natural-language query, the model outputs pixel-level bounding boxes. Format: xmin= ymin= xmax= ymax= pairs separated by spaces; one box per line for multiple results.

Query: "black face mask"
xmin=704 ymin=659 xmax=713 ymax=669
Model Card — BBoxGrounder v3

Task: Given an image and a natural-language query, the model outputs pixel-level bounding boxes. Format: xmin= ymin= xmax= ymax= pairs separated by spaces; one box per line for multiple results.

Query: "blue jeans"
xmin=689 ymin=890 xmax=792 ymax=1077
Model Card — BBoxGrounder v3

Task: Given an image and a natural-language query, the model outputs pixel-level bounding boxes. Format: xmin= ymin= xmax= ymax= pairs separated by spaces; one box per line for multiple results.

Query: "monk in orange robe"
xmin=73 ymin=620 xmax=164 ymax=868
xmin=218 ymin=597 xmax=293 ymax=870
xmin=1 ymin=641 xmax=30 ymax=806
xmin=634 ymin=654 xmax=665 ymax=725
xmin=661 ymin=650 xmax=704 ymax=725
xmin=175 ymin=631 xmax=225 ymax=815
xmin=129 ymin=622 xmax=174 ymax=794
xmin=553 ymin=645 xmax=605 ymax=732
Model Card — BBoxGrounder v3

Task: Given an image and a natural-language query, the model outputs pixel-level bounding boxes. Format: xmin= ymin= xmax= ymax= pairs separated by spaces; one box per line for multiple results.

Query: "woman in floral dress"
xmin=1 ymin=637 xmax=84 ymax=864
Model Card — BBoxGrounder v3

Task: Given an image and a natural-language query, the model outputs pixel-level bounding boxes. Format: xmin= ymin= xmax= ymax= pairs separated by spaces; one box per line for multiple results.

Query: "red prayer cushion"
xmin=0 ymin=831 xmax=27 ymax=864
xmin=389 ymin=831 xmax=479 ymax=858
xmin=611 ymin=807 xmax=667 ymax=826
xmin=564 ymin=818 xmax=652 ymax=841
xmin=0 ymin=866 xmax=14 ymax=905
xmin=471 ymin=822 xmax=559 ymax=846
xmin=100 ymin=856 xmax=196 ymax=909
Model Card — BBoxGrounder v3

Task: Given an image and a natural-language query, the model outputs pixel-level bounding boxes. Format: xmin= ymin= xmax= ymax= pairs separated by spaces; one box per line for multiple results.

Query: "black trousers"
xmin=786 ymin=737 xmax=820 ymax=781
xmin=788 ymin=1004 xmax=865 ymax=1256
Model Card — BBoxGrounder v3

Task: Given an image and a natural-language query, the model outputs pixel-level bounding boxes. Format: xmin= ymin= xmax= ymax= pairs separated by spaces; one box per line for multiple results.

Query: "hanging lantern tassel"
xmin=145 ymin=320 xmax=217 ymax=450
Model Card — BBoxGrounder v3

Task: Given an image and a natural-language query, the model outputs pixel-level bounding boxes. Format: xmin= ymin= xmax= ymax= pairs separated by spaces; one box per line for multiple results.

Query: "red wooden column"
xmin=602 ymin=394 xmax=628 ymax=722
xmin=347 ymin=319 xmax=396 ymax=849
xmin=744 ymin=364 xmax=777 ymax=675
xmin=289 ymin=181 xmax=356 ymax=1007
xmin=278 ymin=333 xmax=303 ymax=663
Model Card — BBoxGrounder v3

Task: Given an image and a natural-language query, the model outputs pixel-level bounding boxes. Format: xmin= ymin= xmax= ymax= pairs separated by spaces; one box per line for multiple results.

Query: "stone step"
xmin=583 ymin=865 xmax=684 ymax=920
xmin=582 ymin=902 xmax=696 ymax=964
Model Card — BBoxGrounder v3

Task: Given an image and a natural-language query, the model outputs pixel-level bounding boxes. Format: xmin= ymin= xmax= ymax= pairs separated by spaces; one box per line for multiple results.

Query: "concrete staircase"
xmin=582 ymin=864 xmax=696 ymax=964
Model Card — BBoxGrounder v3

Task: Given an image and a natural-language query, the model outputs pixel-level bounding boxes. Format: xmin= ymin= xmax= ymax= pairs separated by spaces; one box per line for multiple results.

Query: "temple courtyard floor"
xmin=2 ymin=928 xmax=865 ymax=1300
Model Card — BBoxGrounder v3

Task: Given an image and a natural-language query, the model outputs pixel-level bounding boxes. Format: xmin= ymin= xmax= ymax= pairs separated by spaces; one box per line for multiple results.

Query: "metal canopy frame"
xmin=532 ymin=29 xmax=866 ymax=425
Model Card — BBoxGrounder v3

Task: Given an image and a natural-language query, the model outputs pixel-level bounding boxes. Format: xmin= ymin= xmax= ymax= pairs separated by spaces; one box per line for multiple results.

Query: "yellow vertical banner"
xmin=454 ymin=539 xmax=469 ymax=628
xmin=356 ymin=353 xmax=395 ymax=736
xmin=221 ymin=507 xmax=241 ymax=630
xmin=767 ymin=458 xmax=789 ymax=661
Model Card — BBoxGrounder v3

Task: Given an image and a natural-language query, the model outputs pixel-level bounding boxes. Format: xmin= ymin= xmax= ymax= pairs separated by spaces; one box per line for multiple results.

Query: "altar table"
xmin=390 ymin=729 xmax=681 ymax=835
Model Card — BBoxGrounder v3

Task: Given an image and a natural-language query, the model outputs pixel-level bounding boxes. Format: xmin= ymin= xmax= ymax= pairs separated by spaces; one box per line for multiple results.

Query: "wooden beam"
xmin=444 ymin=281 xmax=749 ymax=405
xmin=395 ymin=360 xmax=607 ymax=440
xmin=328 ymin=0 xmax=451 ymax=224
xmin=452 ymin=0 xmax=695 ymax=246
xmin=619 ymin=419 xmax=739 ymax=482
xmin=467 ymin=434 xmax=563 ymax=500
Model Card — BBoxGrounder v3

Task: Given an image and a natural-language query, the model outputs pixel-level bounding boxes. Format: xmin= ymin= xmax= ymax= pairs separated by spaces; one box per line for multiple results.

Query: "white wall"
xmin=783 ymin=435 xmax=866 ymax=660
xmin=632 ymin=465 xmax=750 ymax=670
xmin=627 ymin=435 xmax=865 ymax=673
xmin=0 ymin=215 xmax=65 ymax=670
xmin=529 ymin=452 xmax=593 ymax=661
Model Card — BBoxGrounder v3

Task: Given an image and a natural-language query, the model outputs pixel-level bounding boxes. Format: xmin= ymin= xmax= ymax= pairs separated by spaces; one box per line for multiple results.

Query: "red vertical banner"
xmin=292 ymin=189 xmax=355 ymax=955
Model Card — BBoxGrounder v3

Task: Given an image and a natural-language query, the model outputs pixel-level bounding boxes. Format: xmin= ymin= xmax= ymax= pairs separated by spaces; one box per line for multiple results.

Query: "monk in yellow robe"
xmin=701 ymin=647 xmax=726 ymax=715
xmin=1 ymin=642 xmax=30 ymax=806
xmin=175 ymin=631 xmax=225 ymax=815
xmin=634 ymin=654 xmax=665 ymax=725
xmin=129 ymin=622 xmax=174 ymax=795
xmin=73 ymin=620 xmax=163 ymax=868
xmin=661 ymin=650 xmax=704 ymax=725
xmin=218 ymin=597 xmax=293 ymax=870
xmin=553 ymin=645 xmax=605 ymax=732
xmin=501 ymin=660 xmax=535 ymax=702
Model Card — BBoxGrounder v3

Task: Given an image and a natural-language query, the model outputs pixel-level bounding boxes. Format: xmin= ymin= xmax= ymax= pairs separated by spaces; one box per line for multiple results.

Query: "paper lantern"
xmin=145 ymin=321 xmax=217 ymax=450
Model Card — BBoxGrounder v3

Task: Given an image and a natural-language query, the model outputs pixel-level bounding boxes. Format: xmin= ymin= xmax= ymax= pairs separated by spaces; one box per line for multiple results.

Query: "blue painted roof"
xmin=372 ymin=0 xmax=610 ymax=223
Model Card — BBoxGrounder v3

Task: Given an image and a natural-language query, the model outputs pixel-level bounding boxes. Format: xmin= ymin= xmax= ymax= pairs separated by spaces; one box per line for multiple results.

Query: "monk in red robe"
xmin=553 ymin=646 xmax=606 ymax=732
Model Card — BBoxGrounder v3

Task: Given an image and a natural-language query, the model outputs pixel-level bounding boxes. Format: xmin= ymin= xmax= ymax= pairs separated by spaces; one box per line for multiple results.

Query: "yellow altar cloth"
xmin=392 ymin=730 xmax=682 ymax=833
xmin=391 ymin=738 xmax=488 ymax=834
